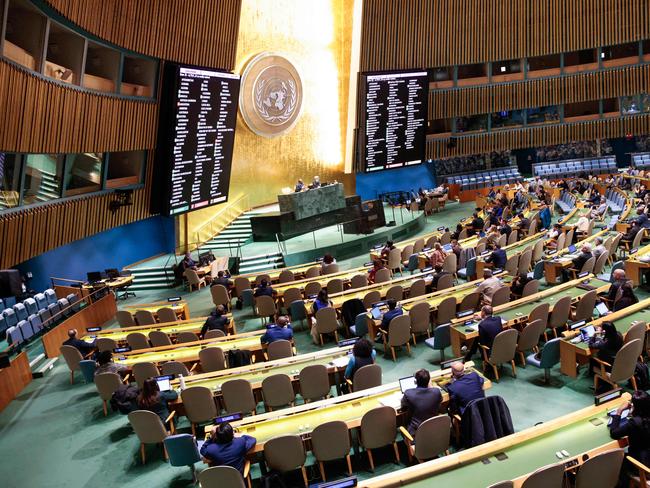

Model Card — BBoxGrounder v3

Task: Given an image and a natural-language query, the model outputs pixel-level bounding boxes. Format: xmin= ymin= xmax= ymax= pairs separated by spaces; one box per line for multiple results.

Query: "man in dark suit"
xmin=635 ymin=208 xmax=650 ymax=229
xmin=563 ymin=243 xmax=593 ymax=281
xmin=516 ymin=212 xmax=530 ymax=238
xmin=62 ymin=329 xmax=95 ymax=356
xmin=200 ymin=305 xmax=230 ymax=337
xmin=211 ymin=271 xmax=233 ymax=291
xmin=430 ymin=265 xmax=451 ymax=289
xmin=463 ymin=305 xmax=503 ymax=361
xmin=253 ymin=280 xmax=275 ymax=298
xmin=401 ymin=369 xmax=442 ymax=435
xmin=201 ymin=422 xmax=257 ymax=473
xmin=604 ymin=269 xmax=628 ymax=305
xmin=447 ymin=362 xmax=486 ymax=414
xmin=260 ymin=315 xmax=293 ymax=344
xmin=380 ymin=299 xmax=403 ymax=330
xmin=470 ymin=212 xmax=484 ymax=233
xmin=485 ymin=243 xmax=507 ymax=269
xmin=622 ymin=221 xmax=642 ymax=243
xmin=499 ymin=218 xmax=512 ymax=238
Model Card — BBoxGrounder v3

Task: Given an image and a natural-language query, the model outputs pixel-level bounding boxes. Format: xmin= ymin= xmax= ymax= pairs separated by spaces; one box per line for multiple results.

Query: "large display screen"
xmin=168 ymin=66 xmax=240 ymax=215
xmin=362 ymin=70 xmax=428 ymax=172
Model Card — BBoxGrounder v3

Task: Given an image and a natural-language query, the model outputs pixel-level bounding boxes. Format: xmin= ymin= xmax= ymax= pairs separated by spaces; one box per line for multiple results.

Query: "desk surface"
xmin=121 ymin=301 xmax=188 ymax=315
xmin=234 ymin=262 xmax=320 ymax=284
xmin=272 ymin=266 xmax=368 ymax=296
xmin=82 ymin=275 xmax=133 ymax=290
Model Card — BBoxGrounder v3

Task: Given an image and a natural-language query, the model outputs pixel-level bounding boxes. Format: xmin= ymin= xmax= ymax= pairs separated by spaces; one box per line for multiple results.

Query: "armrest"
xmin=189 ymin=362 xmax=198 ymax=373
xmin=479 ymin=344 xmax=490 ymax=361
xmin=378 ymin=328 xmax=388 ymax=335
xmin=165 ymin=410 xmax=176 ymax=434
xmin=399 ymin=426 xmax=414 ymax=444
xmin=627 ymin=456 xmax=650 ymax=473
xmin=243 ymin=459 xmax=251 ymax=479
xmin=591 ymin=357 xmax=612 ymax=368
xmin=83 ymin=350 xmax=95 ymax=359
xmin=345 ymin=378 xmax=353 ymax=387
xmin=122 ymin=374 xmax=131 ymax=384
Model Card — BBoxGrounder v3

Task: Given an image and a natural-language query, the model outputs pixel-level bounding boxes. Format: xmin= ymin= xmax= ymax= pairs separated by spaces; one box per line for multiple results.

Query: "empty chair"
xmin=326 ymin=278 xmax=344 ymax=294
xmin=481 ymin=329 xmax=519 ymax=382
xmin=424 ymin=323 xmax=451 ymax=362
xmin=436 ymin=273 xmax=455 ymax=291
xmin=6 ymin=326 xmax=22 ymax=346
xmin=60 ymin=344 xmax=84 ymax=384
xmin=594 ymin=339 xmax=643 ymax=391
xmin=128 ymin=410 xmax=171 ymax=464
xmin=304 ymin=281 xmax=322 ymax=297
xmin=401 ymin=415 xmax=451 ymax=463
xmin=363 ymin=290 xmax=382 ymax=308
xmin=198 ymin=466 xmax=248 ymax=488
xmin=161 ymin=361 xmax=190 ymax=377
xmin=351 ymin=364 xmax=382 ymax=392
xmin=592 ymin=251 xmax=609 ymax=276
xmin=278 ymin=269 xmax=295 ymax=283
xmin=442 ymin=253 xmax=457 ymax=274
xmin=38 ymin=308 xmax=51 ymax=326
xmin=458 ymin=292 xmax=480 ymax=313
xmin=350 ymin=274 xmax=368 ymax=289
xmin=521 ymin=462 xmax=565 ymax=488
xmin=457 ymin=256 xmax=476 ymax=281
xmin=409 ymin=301 xmax=431 ymax=343
xmin=515 ymin=319 xmax=544 ymax=365
xmin=116 ymin=310 xmax=137 ymax=327
xmin=204 ymin=329 xmax=225 ymax=339
xmin=132 ymin=362 xmax=160 ymax=388
xmin=517 ymin=249 xmax=533 ymax=275
xmin=572 ymin=290 xmax=597 ymax=322
xmin=264 ymin=435 xmax=308 ymax=487
xmin=95 ymin=372 xmax=123 ymax=416
xmin=96 ymin=337 xmax=117 ymax=353
xmin=299 ymin=364 xmax=331 ymax=402
xmin=311 ymin=420 xmax=352 ymax=481
xmin=547 ymin=296 xmax=571 ymax=339
xmin=157 ymin=307 xmax=178 ymax=324
xmin=23 ymin=298 xmax=38 ymax=316
xmin=521 ymin=279 xmax=539 ymax=297
xmin=177 ymin=331 xmax=200 ymax=343
xmin=27 ymin=314 xmax=43 ymax=333
xmin=163 ymin=434 xmax=202 ymax=482
xmin=305 ymin=266 xmax=321 ymax=279
xmin=266 ymin=339 xmax=293 ymax=360
xmin=181 ymin=386 xmax=218 ymax=436
xmin=149 ymin=330 xmax=173 ymax=347
xmin=135 ymin=310 xmax=156 ymax=326
xmin=199 ymin=347 xmax=226 ymax=372
xmin=13 ymin=303 xmax=28 ymax=321
xmin=360 ymin=406 xmax=400 ymax=471
xmin=385 ymin=285 xmax=403 ymax=302
xmin=314 ymin=307 xmax=340 ymax=345
xmin=381 ymin=314 xmax=412 ymax=362
xmin=374 ymin=268 xmax=391 ymax=283
xmin=526 ymin=338 xmax=562 ymax=383
xmin=234 ymin=277 xmax=252 ymax=297
xmin=504 ymin=254 xmax=519 ymax=276
xmin=34 ymin=293 xmax=48 ymax=311
xmin=282 ymin=288 xmax=302 ymax=310
xmin=126 ymin=332 xmax=150 ymax=350
xmin=44 ymin=289 xmax=57 ymax=305
xmin=184 ymin=269 xmax=206 ymax=291
xmin=435 ymin=296 xmax=456 ymax=325
xmin=490 ymin=286 xmax=510 ymax=307
xmin=262 ymin=374 xmax=295 ymax=411
xmin=624 ymin=321 xmax=646 ymax=345
xmin=2 ymin=308 xmax=17 ymax=329
xmin=408 ymin=279 xmax=427 ymax=298
xmin=387 ymin=248 xmax=403 ymax=275
xmin=574 ymin=448 xmax=624 ymax=488
xmin=289 ymin=300 xmax=308 ymax=331
xmin=350 ymin=312 xmax=370 ymax=337
xmin=47 ymin=302 xmax=61 ymax=319
xmin=222 ymin=379 xmax=257 ymax=415
xmin=79 ymin=360 xmax=97 ymax=384
xmin=56 ymin=298 xmax=71 ymax=317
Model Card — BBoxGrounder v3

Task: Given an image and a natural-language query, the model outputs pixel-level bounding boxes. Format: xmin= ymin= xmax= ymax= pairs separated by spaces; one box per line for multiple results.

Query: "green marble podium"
xmin=277 ymin=183 xmax=345 ymax=220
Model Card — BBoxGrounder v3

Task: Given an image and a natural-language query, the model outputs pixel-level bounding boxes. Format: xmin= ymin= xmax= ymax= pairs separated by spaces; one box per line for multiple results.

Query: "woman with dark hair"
xmin=136 ymin=377 xmax=178 ymax=425
xmin=344 ymin=338 xmax=376 ymax=380
xmin=609 ymin=390 xmax=650 ymax=466
xmin=312 ymin=289 xmax=333 ymax=315
xmin=321 ymin=253 xmax=336 ymax=268
xmin=589 ymin=321 xmax=624 ymax=372
xmin=613 ymin=282 xmax=639 ymax=312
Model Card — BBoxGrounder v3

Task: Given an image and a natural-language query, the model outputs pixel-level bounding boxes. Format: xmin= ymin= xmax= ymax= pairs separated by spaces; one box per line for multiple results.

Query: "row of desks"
xmin=120 ymin=300 xmax=190 ymax=321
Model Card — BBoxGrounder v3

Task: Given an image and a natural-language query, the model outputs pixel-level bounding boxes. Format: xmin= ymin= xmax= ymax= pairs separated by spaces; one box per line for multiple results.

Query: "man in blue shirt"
xmin=485 ymin=243 xmax=507 ymax=269
xmin=62 ymin=329 xmax=95 ymax=356
xmin=380 ymin=299 xmax=403 ymax=330
xmin=253 ymin=280 xmax=275 ymax=298
xmin=201 ymin=422 xmax=256 ymax=473
xmin=447 ymin=361 xmax=485 ymax=414
xmin=260 ymin=315 xmax=293 ymax=344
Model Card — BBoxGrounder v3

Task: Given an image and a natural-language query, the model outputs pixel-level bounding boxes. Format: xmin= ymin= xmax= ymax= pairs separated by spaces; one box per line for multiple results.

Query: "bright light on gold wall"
xmin=184 ymin=0 xmax=355 ymax=246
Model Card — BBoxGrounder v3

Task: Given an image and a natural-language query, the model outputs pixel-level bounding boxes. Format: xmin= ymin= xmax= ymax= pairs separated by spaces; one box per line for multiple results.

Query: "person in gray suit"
xmin=400 ymin=369 xmax=442 ymax=435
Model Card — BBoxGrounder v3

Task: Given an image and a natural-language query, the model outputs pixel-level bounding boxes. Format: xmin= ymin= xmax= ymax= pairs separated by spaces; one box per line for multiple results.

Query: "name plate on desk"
xmin=278 ymin=183 xmax=345 ymax=220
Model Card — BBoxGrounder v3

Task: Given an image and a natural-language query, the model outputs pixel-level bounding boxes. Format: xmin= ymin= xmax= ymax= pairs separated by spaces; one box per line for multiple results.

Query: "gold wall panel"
xmin=185 ymin=0 xmax=356 ymax=245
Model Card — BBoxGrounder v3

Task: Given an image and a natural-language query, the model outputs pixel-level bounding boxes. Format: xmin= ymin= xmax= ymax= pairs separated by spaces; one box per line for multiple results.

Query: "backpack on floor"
xmin=259 ymin=472 xmax=287 ymax=488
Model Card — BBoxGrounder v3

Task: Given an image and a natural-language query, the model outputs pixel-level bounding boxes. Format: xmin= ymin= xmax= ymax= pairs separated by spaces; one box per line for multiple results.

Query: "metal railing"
xmin=192 ymin=193 xmax=250 ymax=250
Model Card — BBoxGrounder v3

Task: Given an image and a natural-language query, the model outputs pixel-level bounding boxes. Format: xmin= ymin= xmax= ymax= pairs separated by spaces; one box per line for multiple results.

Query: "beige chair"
xmin=326 ymin=278 xmax=344 ymax=294
xmin=592 ymin=251 xmax=609 ymax=276
xmin=572 ymin=289 xmax=597 ymax=322
xmin=594 ymin=339 xmax=643 ymax=391
xmin=387 ymin=248 xmax=403 ymax=275
xmin=521 ymin=279 xmax=539 ymax=298
xmin=546 ymin=295 xmax=571 ymax=339
xmin=401 ymin=245 xmax=414 ymax=264
xmin=127 ymin=332 xmax=150 ymax=350
xmin=322 ymin=263 xmax=340 ymax=275
xmin=266 ymin=339 xmax=294 ymax=360
xmin=255 ymin=295 xmax=277 ymax=324
xmin=554 ymin=233 xmax=566 ymax=251
xmin=360 ymin=406 xmax=400 ymax=471
xmin=568 ymin=256 xmax=595 ymax=280
xmin=504 ymin=254 xmax=519 ymax=276
xmin=481 ymin=328 xmax=519 ymax=381
xmin=222 ymin=379 xmax=257 ymax=415
xmin=442 ymin=253 xmax=457 ymax=274
xmin=624 ymin=321 xmax=646 ymax=346
xmin=521 ymin=462 xmax=565 ymax=488
xmin=96 ymin=337 xmax=117 ymax=353
xmin=183 ymin=268 xmax=206 ymax=291
xmin=177 ymin=331 xmax=200 ymax=343
xmin=374 ymin=268 xmax=391 ymax=283
xmin=181 ymin=386 xmax=218 ymax=436
xmin=161 ymin=361 xmax=190 ymax=377
xmin=458 ymin=228 xmax=469 ymax=240
xmin=133 ymin=362 xmax=160 ymax=387
xmin=255 ymin=274 xmax=272 ymax=285
xmin=350 ymin=274 xmax=368 ymax=289
xmin=408 ymin=279 xmax=426 ymax=298
xmin=95 ymin=372 xmax=123 ymax=416
xmin=278 ymin=269 xmax=295 ymax=283
xmin=116 ymin=310 xmax=137 ymax=327
xmin=490 ymin=286 xmax=510 ymax=307
xmin=134 ymin=310 xmax=156 ymax=325
xmin=436 ymin=273 xmax=454 ymax=290
xmin=262 ymin=374 xmax=295 ymax=411
xmin=527 ymin=302 xmax=549 ymax=330
xmin=400 ymin=415 xmax=451 ymax=463
xmin=311 ymin=420 xmax=352 ymax=481
xmin=532 ymin=239 xmax=544 ymax=262
xmin=128 ymin=409 xmax=173 ymax=464
xmin=363 ymin=290 xmax=382 ymax=308
xmin=409 ymin=301 xmax=431 ymax=343
xmin=60 ymin=345 xmax=84 ymax=384
xmin=435 ymin=296 xmax=457 ymax=325
xmin=575 ymin=448 xmax=624 ymax=488
xmin=304 ymin=281 xmax=322 ymax=297
xmin=149 ymin=330 xmax=172 ymax=347
xmin=497 ymin=233 xmax=507 ymax=248
xmin=282 ymin=288 xmax=302 ymax=310
xmin=198 ymin=465 xmax=249 ymax=488
xmin=413 ymin=238 xmax=425 ymax=254
xmin=314 ymin=307 xmax=340 ymax=345
xmin=305 ymin=266 xmax=321 ymax=278
xmin=210 ymin=285 xmax=231 ymax=309
xmin=204 ymin=329 xmax=226 ymax=339
xmin=385 ymin=285 xmax=403 ymax=302
xmin=156 ymin=307 xmax=178 ymax=324
xmin=234 ymin=277 xmax=251 ymax=297
xmin=487 ymin=482 xmax=514 ymax=488
xmin=350 ymin=364 xmax=382 ymax=392
xmin=299 ymin=364 xmax=331 ymax=402
xmin=458 ymin=292 xmax=480 ymax=313
xmin=516 ymin=319 xmax=544 ymax=365
xmin=199 ymin=347 xmax=226 ymax=372
xmin=264 ymin=435 xmax=308 ymax=487
xmin=380 ymin=314 xmax=412 ymax=362
xmin=507 ymin=231 xmax=518 ymax=246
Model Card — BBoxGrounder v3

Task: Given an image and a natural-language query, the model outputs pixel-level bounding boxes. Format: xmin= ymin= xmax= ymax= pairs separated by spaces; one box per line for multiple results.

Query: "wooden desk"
xmin=121 ymin=300 xmax=190 ymax=320
xmin=272 ymin=266 xmax=368 ymax=300
xmin=624 ymin=243 xmax=650 ymax=286
xmin=475 ymin=232 xmax=545 ymax=278
xmin=234 ymin=262 xmax=320 ymax=285
xmin=82 ymin=275 xmax=134 ymax=291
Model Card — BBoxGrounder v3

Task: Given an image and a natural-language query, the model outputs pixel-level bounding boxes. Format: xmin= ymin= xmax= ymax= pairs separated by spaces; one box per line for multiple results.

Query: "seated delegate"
xmin=260 ymin=315 xmax=293 ymax=344
xmin=447 ymin=362 xmax=486 ymax=414
xmin=136 ymin=377 xmax=178 ymax=427
xmin=63 ymin=328 xmax=95 ymax=356
xmin=94 ymin=350 xmax=128 ymax=377
xmin=201 ymin=305 xmax=230 ymax=337
xmin=400 ymin=368 xmax=442 ymax=435
xmin=201 ymin=422 xmax=257 ymax=473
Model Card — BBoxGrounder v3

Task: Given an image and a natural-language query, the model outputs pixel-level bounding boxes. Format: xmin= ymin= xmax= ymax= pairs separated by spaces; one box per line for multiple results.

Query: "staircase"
xmin=237 ymin=252 xmax=285 ymax=275
xmin=202 ymin=212 xmax=254 ymax=251
xmin=125 ymin=266 xmax=177 ymax=291
xmin=36 ymin=171 xmax=61 ymax=202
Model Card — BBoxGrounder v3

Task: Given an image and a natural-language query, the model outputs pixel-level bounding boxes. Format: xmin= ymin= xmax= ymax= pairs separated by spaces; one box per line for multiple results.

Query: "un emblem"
xmin=240 ymin=52 xmax=303 ymax=137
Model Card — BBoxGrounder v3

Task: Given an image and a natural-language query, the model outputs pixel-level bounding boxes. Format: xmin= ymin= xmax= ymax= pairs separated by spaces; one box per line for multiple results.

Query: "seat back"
xmin=573 ymin=289 xmax=597 ymax=322
xmin=95 ymin=372 xmax=123 ymax=401
xmin=311 ymin=420 xmax=351 ymax=462
xmin=134 ymin=310 xmax=156 ymax=326
xmin=322 ymin=263 xmax=340 ymax=275
xmin=413 ymin=238 xmax=425 ymax=254
xmin=267 ymin=339 xmax=293 ymax=360
xmin=385 ymin=285 xmax=403 ymax=302
xmin=181 ymin=386 xmax=218 ymax=424
xmin=96 ymin=337 xmax=117 ymax=353
xmin=163 ymin=434 xmax=201 ymax=468
xmin=353 ymin=364 xmax=382 ymax=392
xmin=374 ymin=268 xmax=391 ymax=283
xmin=289 ymin=300 xmax=307 ymax=323
xmin=388 ymin=314 xmax=411 ymax=347
xmin=593 ymin=251 xmax=609 ymax=275
xmin=303 ymin=281 xmax=322 ymax=297
xmin=436 ymin=273 xmax=454 ymax=290
xmin=353 ymin=312 xmax=370 ymax=337
xmin=60 ymin=344 xmax=83 ymax=371
xmin=199 ymin=347 xmax=227 ymax=372
xmin=204 ymin=329 xmax=225 ymax=339
xmin=409 ymin=302 xmax=431 ymax=334
xmin=264 ymin=435 xmax=306 ymax=473
xmin=575 ymin=448 xmax=624 ymax=488
xmin=128 ymin=410 xmax=168 ymax=444
xmin=520 ymin=462 xmax=565 ymax=488
xmin=442 ymin=253 xmax=457 ymax=274
xmin=538 ymin=338 xmax=562 ymax=369
xmin=161 ymin=361 xmax=190 ymax=376
xmin=149 ymin=330 xmax=172 ymax=347
xmin=490 ymin=286 xmax=510 ymax=307
xmin=521 ymin=279 xmax=539 ymax=297
xmin=44 ymin=289 xmax=57 ymax=305
xmin=439 ymin=231 xmax=451 ymax=245
xmin=299 ymin=364 xmax=330 ymax=401
xmin=222 ymin=379 xmax=256 ymax=414
xmin=28 ymin=314 xmax=43 ymax=333
xmin=517 ymin=249 xmax=532 ymax=275
xmin=255 ymin=274 xmax=272 ymax=285
xmin=79 ymin=360 xmax=97 ymax=383
xmin=565 ymin=228 xmax=575 ymax=248
xmin=234 ymin=277 xmax=251 ymax=297
xmin=504 ymin=254 xmax=519 ymax=276
xmin=489 ymin=329 xmax=519 ymax=365
xmin=315 ymin=307 xmax=338 ymax=334
xmin=548 ymin=295 xmax=571 ymax=329
xmin=278 ymin=269 xmax=295 ymax=283
xmin=414 ymin=415 xmax=451 ymax=461
xmin=387 ymin=248 xmax=402 ymax=271
xmin=436 ymin=296 xmax=457 ymax=324
xmin=408 ymin=279 xmax=426 ymax=298
xmin=132 ymin=362 xmax=160 ymax=387
xmin=432 ymin=323 xmax=451 ymax=351
xmin=327 ymin=278 xmax=344 ymax=294
xmin=360 ymin=406 xmax=396 ymax=449
xmin=256 ymin=295 xmax=277 ymax=318
xmin=507 ymin=231 xmax=518 ymax=246
xmin=177 ymin=331 xmax=200 ymax=343
xmin=532 ymin=239 xmax=544 ymax=262
xmin=34 ymin=293 xmax=48 ymax=311
xmin=126 ymin=332 xmax=150 ymax=350
xmin=157 ymin=307 xmax=178 ymax=324
xmin=183 ymin=268 xmax=202 ymax=286
xmin=350 ymin=274 xmax=368 ymax=289
xmin=116 ymin=310 xmax=137 ymax=327
xmin=198 ymin=466 xmax=246 ymax=488
xmin=624 ymin=321 xmax=646 ymax=345
xmin=13 ymin=303 xmax=28 ymax=321
xmin=610 ymin=339 xmax=643 ymax=384
xmin=516 ymin=319 xmax=544 ymax=353
xmin=528 ymin=302 xmax=549 ymax=329
xmin=282 ymin=288 xmax=302 ymax=307
xmin=23 ymin=298 xmax=38 ymax=316
xmin=579 ymin=256 xmax=596 ymax=275
xmin=305 ymin=266 xmax=321 ymax=279
xmin=262 ymin=374 xmax=295 ymax=409
xmin=458 ymin=292 xmax=480 ymax=313
xmin=556 ymin=233 xmax=566 ymax=250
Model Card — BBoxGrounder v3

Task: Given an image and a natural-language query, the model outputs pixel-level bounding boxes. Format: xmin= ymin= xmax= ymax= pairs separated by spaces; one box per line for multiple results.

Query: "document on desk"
xmin=331 ymin=356 xmax=351 ymax=368
xmin=379 ymin=392 xmax=402 ymax=410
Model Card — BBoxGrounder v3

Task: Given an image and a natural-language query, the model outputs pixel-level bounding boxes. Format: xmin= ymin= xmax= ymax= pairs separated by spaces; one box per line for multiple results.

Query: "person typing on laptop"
xmin=588 ymin=321 xmax=623 ymax=375
xmin=563 ymin=243 xmax=593 ymax=282
xmin=201 ymin=422 xmax=257 ymax=473
xmin=137 ymin=377 xmax=178 ymax=427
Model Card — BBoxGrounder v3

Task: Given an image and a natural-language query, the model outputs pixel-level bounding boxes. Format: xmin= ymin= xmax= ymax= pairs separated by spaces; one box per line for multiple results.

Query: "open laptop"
xmin=370 ymin=307 xmax=383 ymax=320
xmin=595 ymin=302 xmax=609 ymax=317
xmin=442 ymin=244 xmax=452 ymax=252
xmin=154 ymin=375 xmax=174 ymax=392
xmin=568 ymin=244 xmax=577 ymax=253
xmin=580 ymin=325 xmax=596 ymax=342
xmin=399 ymin=376 xmax=417 ymax=393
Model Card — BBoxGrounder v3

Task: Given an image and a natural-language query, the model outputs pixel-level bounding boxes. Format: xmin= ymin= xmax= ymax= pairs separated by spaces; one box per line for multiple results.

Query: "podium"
xmin=277 ymin=183 xmax=346 ymax=220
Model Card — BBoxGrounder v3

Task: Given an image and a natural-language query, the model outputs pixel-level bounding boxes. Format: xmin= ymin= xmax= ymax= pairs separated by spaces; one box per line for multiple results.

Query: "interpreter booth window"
xmin=564 ymin=100 xmax=600 ymax=122
xmin=641 ymin=94 xmax=650 ymax=113
xmin=121 ymin=55 xmax=157 ymax=98
xmin=0 ymin=153 xmax=21 ymax=210
xmin=601 ymin=42 xmax=639 ymax=68
xmin=429 ymin=118 xmax=453 ymax=137
xmin=45 ymin=21 xmax=84 ymax=85
xmin=106 ymin=151 xmax=144 ymax=189
xmin=526 ymin=53 xmax=561 ymax=78
xmin=3 ymin=0 xmax=47 ymax=72
xmin=490 ymin=109 xmax=524 ymax=129
xmin=430 ymin=66 xmax=454 ymax=89
xmin=621 ymin=95 xmax=642 ymax=116
xmin=526 ymin=106 xmax=560 ymax=125
xmin=64 ymin=152 xmax=103 ymax=196
xmin=601 ymin=98 xmax=619 ymax=118
xmin=563 ymin=49 xmax=598 ymax=74
xmin=455 ymin=114 xmax=488 ymax=134
xmin=22 ymin=154 xmax=63 ymax=205
xmin=83 ymin=41 xmax=120 ymax=93
xmin=643 ymin=41 xmax=650 ymax=62
xmin=456 ymin=63 xmax=488 ymax=87
xmin=491 ymin=59 xmax=523 ymax=83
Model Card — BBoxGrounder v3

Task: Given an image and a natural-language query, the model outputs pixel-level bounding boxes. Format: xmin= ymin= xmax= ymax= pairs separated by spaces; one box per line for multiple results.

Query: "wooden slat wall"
xmin=361 ymin=0 xmax=650 ymax=71
xmin=44 ymin=0 xmax=242 ymax=70
xmin=426 ymin=115 xmax=650 ymax=159
xmin=0 ymin=60 xmax=158 ymax=153
xmin=429 ymin=64 xmax=650 ymax=119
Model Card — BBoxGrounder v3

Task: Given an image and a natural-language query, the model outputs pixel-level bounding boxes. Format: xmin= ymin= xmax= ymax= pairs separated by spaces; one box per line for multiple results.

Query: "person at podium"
xmin=294 ymin=179 xmax=305 ymax=192
xmin=310 ymin=175 xmax=321 ymax=189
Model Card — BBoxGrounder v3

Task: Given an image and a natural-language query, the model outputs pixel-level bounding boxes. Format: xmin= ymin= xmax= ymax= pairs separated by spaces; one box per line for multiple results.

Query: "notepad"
xmin=379 ymin=392 xmax=402 ymax=410
xmin=331 ymin=356 xmax=350 ymax=368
